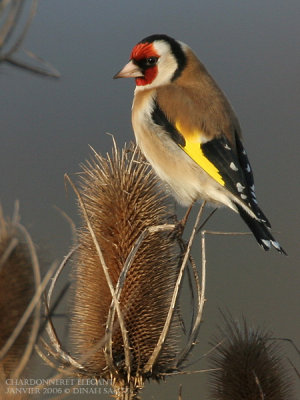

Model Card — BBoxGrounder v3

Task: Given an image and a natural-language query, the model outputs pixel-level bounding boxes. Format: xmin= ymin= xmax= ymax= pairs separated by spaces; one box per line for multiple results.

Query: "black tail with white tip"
xmin=235 ymin=203 xmax=287 ymax=255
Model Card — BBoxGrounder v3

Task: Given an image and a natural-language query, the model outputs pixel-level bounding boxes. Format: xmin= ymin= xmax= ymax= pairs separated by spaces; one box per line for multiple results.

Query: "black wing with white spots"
xmin=201 ymin=134 xmax=260 ymax=214
xmin=234 ymin=133 xmax=271 ymax=228
xmin=201 ymin=134 xmax=286 ymax=254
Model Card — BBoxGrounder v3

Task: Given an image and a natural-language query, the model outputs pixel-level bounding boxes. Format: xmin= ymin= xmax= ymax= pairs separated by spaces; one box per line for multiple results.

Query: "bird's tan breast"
xmin=132 ymin=89 xmax=179 ymax=171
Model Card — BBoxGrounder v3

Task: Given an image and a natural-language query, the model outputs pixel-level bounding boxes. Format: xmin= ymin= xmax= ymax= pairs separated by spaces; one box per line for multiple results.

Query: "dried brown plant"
xmin=208 ymin=314 xmax=294 ymax=400
xmin=39 ymin=141 xmax=206 ymax=399
xmin=0 ymin=203 xmax=41 ymax=379
xmin=71 ymin=143 xmax=182 ymax=390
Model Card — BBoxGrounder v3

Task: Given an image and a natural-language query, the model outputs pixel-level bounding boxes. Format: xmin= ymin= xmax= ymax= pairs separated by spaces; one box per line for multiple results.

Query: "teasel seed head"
xmin=70 ymin=142 xmax=182 ymax=392
xmin=208 ymin=314 xmax=294 ymax=400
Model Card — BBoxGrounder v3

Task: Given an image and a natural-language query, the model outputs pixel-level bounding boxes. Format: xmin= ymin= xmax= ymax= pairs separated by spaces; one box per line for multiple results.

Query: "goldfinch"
xmin=114 ymin=34 xmax=286 ymax=254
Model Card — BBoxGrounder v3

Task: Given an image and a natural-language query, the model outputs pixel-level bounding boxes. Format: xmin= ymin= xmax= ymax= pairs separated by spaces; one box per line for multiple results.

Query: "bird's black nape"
xmin=139 ymin=34 xmax=187 ymax=81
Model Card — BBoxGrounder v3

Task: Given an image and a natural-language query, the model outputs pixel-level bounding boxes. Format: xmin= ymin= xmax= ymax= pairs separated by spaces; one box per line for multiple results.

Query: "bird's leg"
xmin=181 ymin=202 xmax=194 ymax=227
xmin=174 ymin=201 xmax=195 ymax=237
xmin=196 ymin=207 xmax=218 ymax=234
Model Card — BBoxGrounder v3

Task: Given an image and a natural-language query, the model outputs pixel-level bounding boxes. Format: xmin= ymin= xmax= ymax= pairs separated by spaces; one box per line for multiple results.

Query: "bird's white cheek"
xmin=157 ymin=59 xmax=177 ymax=83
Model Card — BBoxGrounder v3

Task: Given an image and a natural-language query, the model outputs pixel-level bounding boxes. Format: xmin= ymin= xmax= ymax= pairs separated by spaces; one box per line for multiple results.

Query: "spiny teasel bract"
xmin=0 ymin=206 xmax=35 ymax=379
xmin=208 ymin=314 xmax=294 ymax=400
xmin=70 ymin=142 xmax=183 ymax=389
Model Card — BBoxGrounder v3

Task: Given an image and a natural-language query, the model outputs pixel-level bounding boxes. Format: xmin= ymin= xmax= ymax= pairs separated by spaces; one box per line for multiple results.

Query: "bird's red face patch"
xmin=130 ymin=42 xmax=159 ymax=86
xmin=131 ymin=42 xmax=156 ymax=61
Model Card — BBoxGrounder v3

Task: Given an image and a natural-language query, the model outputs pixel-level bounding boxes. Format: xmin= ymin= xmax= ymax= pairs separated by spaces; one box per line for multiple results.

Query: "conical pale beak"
xmin=113 ymin=60 xmax=143 ymax=79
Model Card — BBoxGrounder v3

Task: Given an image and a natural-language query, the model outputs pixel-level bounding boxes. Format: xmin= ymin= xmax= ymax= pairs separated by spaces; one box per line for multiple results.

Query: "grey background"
xmin=1 ymin=0 xmax=299 ymax=398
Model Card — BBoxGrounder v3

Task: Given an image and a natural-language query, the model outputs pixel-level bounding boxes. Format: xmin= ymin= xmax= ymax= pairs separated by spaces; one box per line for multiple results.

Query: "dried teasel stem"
xmin=144 ymin=201 xmax=206 ymax=373
xmin=0 ymin=0 xmax=60 ymax=77
xmin=44 ymin=246 xmax=84 ymax=370
xmin=173 ymin=246 xmax=204 ymax=367
xmin=0 ymin=0 xmax=24 ymax=48
xmin=1 ymin=0 xmax=38 ymax=59
xmin=0 ymin=237 xmax=18 ymax=274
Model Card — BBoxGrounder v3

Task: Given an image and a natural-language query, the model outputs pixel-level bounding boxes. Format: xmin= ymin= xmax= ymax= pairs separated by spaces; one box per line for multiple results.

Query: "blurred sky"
xmin=1 ymin=0 xmax=299 ymax=398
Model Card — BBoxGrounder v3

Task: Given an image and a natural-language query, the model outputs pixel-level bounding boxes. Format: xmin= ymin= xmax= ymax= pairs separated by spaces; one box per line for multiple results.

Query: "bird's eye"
xmin=145 ymin=57 xmax=158 ymax=66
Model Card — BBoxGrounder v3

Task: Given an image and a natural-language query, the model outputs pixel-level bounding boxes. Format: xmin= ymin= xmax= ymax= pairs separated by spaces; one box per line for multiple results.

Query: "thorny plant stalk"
xmin=144 ymin=201 xmax=206 ymax=373
xmin=0 ymin=237 xmax=18 ymax=274
xmin=172 ymin=211 xmax=219 ymax=368
xmin=44 ymin=246 xmax=84 ymax=370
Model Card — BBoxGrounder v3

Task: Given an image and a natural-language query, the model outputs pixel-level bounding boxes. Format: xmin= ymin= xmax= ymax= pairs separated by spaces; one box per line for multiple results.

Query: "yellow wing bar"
xmin=175 ymin=122 xmax=225 ymax=187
